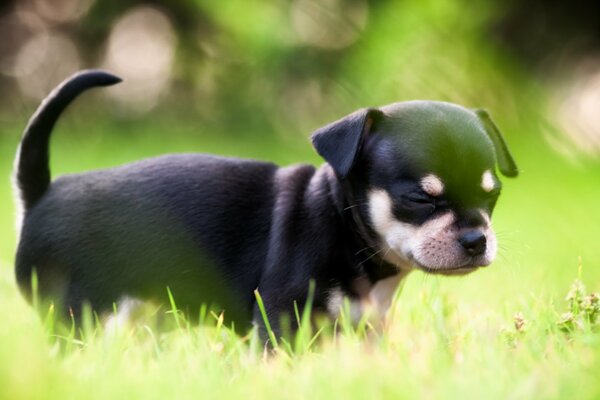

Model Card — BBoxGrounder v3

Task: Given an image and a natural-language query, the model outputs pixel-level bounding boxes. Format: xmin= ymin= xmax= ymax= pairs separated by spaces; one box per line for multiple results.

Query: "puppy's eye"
xmin=401 ymin=192 xmax=437 ymax=214
xmin=403 ymin=192 xmax=434 ymax=204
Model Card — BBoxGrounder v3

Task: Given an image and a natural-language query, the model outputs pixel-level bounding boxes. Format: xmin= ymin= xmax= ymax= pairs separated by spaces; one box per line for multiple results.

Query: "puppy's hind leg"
xmin=15 ymin=255 xmax=72 ymax=317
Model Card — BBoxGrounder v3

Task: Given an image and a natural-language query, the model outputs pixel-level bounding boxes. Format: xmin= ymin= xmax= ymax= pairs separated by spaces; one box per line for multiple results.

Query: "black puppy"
xmin=14 ymin=70 xmax=517 ymax=336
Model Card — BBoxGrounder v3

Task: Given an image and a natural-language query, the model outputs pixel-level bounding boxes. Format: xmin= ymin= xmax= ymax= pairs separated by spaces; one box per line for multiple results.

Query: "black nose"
xmin=458 ymin=231 xmax=486 ymax=256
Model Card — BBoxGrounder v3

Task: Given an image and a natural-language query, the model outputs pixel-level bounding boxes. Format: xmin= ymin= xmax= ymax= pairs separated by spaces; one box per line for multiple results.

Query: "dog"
xmin=13 ymin=70 xmax=518 ymax=338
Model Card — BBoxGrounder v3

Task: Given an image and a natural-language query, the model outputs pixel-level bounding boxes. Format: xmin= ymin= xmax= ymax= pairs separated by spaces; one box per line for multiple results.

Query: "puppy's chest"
xmin=326 ymin=273 xmax=404 ymax=323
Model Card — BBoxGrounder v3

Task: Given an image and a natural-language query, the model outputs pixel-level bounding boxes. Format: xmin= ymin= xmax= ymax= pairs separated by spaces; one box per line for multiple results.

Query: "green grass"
xmin=0 ymin=112 xmax=599 ymax=399
xmin=0 ymin=258 xmax=598 ymax=399
xmin=1 ymin=92 xmax=600 ymax=397
xmin=1 ymin=0 xmax=600 ymax=390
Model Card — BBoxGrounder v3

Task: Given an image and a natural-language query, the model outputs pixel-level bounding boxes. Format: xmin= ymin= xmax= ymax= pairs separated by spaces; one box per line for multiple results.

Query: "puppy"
xmin=13 ymin=70 xmax=518 ymax=337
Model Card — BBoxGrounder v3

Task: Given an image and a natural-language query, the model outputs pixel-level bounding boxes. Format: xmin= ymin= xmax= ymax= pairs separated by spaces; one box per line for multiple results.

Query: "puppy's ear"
xmin=474 ymin=109 xmax=518 ymax=178
xmin=311 ymin=108 xmax=383 ymax=179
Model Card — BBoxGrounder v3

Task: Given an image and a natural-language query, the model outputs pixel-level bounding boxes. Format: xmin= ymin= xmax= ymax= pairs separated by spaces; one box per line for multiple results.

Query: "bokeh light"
xmin=32 ymin=0 xmax=94 ymax=24
xmin=291 ymin=0 xmax=368 ymax=49
xmin=102 ymin=6 xmax=177 ymax=114
xmin=0 ymin=10 xmax=44 ymax=77
xmin=556 ymin=59 xmax=600 ymax=157
xmin=15 ymin=32 xmax=81 ymax=99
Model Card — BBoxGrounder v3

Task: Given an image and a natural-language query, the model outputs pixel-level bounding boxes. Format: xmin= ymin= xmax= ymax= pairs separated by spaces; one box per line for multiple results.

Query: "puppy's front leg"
xmin=252 ymin=295 xmax=297 ymax=345
xmin=252 ymin=281 xmax=321 ymax=345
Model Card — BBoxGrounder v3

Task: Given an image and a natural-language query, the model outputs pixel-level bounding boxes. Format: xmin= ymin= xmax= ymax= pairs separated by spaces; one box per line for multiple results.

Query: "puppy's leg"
xmin=104 ymin=296 xmax=144 ymax=336
xmin=62 ymin=282 xmax=89 ymax=324
xmin=252 ymin=291 xmax=305 ymax=346
xmin=252 ymin=299 xmax=285 ymax=345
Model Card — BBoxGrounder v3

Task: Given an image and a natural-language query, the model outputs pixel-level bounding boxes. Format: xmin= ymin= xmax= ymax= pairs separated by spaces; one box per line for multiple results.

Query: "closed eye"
xmin=400 ymin=192 xmax=438 ymax=217
xmin=403 ymin=192 xmax=435 ymax=204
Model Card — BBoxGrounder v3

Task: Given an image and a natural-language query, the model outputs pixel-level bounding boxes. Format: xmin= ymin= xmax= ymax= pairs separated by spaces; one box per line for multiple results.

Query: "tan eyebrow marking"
xmin=481 ymin=170 xmax=496 ymax=192
xmin=420 ymin=174 xmax=444 ymax=196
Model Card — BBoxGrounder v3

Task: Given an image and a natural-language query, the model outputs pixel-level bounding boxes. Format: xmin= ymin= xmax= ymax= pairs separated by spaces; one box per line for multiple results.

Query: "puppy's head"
xmin=312 ymin=101 xmax=518 ymax=275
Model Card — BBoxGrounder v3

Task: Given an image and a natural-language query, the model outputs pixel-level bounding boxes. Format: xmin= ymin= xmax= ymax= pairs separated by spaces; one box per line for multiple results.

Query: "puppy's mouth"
xmin=387 ymin=248 xmax=483 ymax=276
xmin=414 ymin=261 xmax=480 ymax=276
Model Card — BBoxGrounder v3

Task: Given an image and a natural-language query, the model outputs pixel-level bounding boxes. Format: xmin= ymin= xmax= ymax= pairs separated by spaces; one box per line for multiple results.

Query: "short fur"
xmin=14 ymin=70 xmax=517 ymax=338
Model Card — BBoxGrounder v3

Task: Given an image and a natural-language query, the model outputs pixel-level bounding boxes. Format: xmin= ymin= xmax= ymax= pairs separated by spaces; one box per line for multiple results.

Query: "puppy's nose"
xmin=458 ymin=231 xmax=486 ymax=256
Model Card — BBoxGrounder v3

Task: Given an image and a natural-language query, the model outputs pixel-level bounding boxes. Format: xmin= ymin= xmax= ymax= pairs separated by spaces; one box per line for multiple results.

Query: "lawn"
xmin=0 ymin=100 xmax=599 ymax=399
xmin=1 ymin=1 xmax=600 ymax=398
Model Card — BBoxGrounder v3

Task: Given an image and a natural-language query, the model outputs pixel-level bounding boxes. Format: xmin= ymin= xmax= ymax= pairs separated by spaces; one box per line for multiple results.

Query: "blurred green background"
xmin=0 ymin=0 xmax=599 ymax=318
xmin=1 ymin=1 xmax=600 ymax=399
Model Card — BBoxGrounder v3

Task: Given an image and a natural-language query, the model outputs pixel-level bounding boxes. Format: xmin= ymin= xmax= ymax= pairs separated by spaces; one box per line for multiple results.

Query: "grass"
xmin=0 ymin=107 xmax=600 ymax=398
xmin=1 ymin=39 xmax=600 ymax=397
xmin=0 ymin=257 xmax=598 ymax=399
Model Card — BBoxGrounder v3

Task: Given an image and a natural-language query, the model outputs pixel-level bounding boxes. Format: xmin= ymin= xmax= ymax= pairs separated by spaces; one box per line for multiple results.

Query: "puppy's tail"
xmin=14 ymin=70 xmax=122 ymax=212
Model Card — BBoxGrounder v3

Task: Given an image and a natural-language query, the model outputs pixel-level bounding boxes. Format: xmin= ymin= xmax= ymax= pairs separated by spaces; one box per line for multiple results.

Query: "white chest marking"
xmin=327 ymin=273 xmax=408 ymax=323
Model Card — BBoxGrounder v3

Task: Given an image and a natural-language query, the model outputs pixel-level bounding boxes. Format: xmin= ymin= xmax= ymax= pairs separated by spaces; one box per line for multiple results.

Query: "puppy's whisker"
xmin=343 ymin=202 xmax=369 ymax=211
xmin=355 ymin=248 xmax=385 ymax=269
xmin=355 ymin=246 xmax=374 ymax=256
xmin=378 ymin=247 xmax=393 ymax=268
xmin=495 ymin=232 xmax=515 ymax=240
xmin=420 ymin=270 xmax=430 ymax=285
xmin=496 ymin=252 xmax=509 ymax=263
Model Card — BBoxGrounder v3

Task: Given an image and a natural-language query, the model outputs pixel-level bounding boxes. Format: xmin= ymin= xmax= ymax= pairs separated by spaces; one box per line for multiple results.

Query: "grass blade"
xmin=254 ymin=289 xmax=278 ymax=348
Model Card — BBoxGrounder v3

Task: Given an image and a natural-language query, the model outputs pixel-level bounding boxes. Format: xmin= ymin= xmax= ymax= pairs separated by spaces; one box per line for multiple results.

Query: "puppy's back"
xmin=16 ymin=153 xmax=277 ymax=321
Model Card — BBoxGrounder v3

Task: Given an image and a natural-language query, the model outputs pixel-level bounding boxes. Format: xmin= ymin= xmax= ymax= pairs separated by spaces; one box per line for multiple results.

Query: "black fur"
xmin=312 ymin=108 xmax=383 ymax=179
xmin=13 ymin=71 xmax=394 ymax=334
xmin=15 ymin=70 xmax=121 ymax=211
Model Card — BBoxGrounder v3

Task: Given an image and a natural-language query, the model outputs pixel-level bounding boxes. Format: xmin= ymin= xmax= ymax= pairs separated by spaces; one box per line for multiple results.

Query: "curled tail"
xmin=14 ymin=70 xmax=122 ymax=212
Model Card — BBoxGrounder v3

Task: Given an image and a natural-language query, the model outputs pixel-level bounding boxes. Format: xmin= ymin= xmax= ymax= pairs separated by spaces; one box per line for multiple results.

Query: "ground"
xmin=0 ymin=109 xmax=599 ymax=399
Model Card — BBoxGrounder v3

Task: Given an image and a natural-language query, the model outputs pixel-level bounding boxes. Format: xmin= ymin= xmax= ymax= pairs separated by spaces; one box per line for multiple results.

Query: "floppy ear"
xmin=311 ymin=108 xmax=383 ymax=179
xmin=474 ymin=109 xmax=519 ymax=178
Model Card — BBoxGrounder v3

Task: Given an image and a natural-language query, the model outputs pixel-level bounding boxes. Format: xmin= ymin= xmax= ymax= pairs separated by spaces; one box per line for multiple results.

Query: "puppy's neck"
xmin=319 ymin=164 xmax=399 ymax=282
